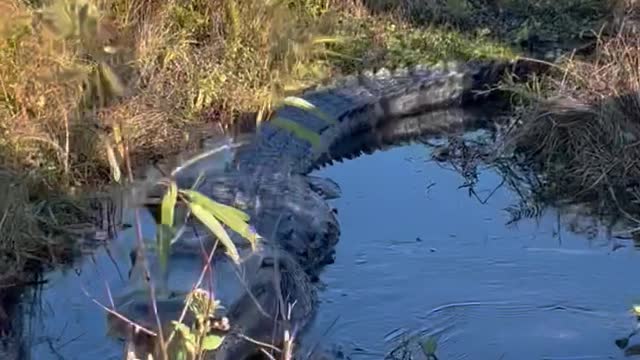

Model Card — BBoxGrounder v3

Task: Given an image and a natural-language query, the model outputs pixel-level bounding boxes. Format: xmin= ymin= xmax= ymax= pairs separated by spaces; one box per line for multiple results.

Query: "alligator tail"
xmin=232 ymin=58 xmax=547 ymax=175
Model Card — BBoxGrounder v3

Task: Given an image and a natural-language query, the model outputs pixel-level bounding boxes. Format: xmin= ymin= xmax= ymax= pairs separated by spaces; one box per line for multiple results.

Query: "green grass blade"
xmin=157 ymin=181 xmax=178 ymax=276
xmin=105 ymin=143 xmax=121 ymax=183
xmin=156 ymin=224 xmax=176 ymax=281
xmin=99 ymin=62 xmax=124 ymax=97
xmin=270 ymin=116 xmax=321 ymax=149
xmin=201 ymin=334 xmax=224 ymax=351
xmin=182 ymin=190 xmax=258 ymax=250
xmin=161 ymin=181 xmax=178 ymax=227
xmin=188 ymin=202 xmax=240 ymax=263
xmin=318 ymin=49 xmax=362 ymax=62
xmin=182 ymin=190 xmax=249 ymax=221
xmin=281 ymin=96 xmax=337 ymax=125
xmin=311 ymin=35 xmax=347 ymax=44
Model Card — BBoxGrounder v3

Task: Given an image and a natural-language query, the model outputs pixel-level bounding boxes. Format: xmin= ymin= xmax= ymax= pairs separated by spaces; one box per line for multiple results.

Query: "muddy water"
xmin=15 ymin=136 xmax=640 ymax=360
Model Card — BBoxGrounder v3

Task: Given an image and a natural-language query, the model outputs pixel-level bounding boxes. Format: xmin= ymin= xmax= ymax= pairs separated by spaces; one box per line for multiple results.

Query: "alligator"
xmin=106 ymin=59 xmax=546 ymax=360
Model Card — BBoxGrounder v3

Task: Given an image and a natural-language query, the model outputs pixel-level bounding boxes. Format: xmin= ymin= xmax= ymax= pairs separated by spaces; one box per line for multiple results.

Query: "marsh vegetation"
xmin=2 ymin=0 xmax=640 ymax=359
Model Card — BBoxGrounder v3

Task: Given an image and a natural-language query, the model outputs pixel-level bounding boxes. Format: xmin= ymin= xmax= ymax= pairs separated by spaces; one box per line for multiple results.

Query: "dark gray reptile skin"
xmin=108 ymin=59 xmax=545 ymax=360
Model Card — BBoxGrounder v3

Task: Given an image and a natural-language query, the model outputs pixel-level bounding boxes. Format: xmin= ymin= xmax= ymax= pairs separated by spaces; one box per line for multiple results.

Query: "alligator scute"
xmin=107 ymin=59 xmax=548 ymax=359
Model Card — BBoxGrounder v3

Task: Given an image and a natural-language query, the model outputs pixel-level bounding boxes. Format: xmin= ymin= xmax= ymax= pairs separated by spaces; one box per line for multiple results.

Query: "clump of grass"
xmin=358 ymin=0 xmax=608 ymax=55
xmin=327 ymin=13 xmax=517 ymax=73
xmin=0 ymin=0 xmax=128 ymax=189
xmin=0 ymin=0 xmax=356 ymax=190
xmin=505 ymin=4 xmax=640 ymax=223
xmin=0 ymin=0 xmax=522 ymax=336
xmin=0 ymin=0 xmax=529 ymax=198
xmin=0 ymin=169 xmax=99 ymax=313
xmin=0 ymin=172 xmax=45 ymax=291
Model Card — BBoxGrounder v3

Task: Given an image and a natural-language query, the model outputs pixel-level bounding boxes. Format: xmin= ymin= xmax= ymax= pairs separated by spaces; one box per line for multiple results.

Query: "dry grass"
xmin=0 ymin=169 xmax=94 ymax=316
xmin=506 ymin=1 xmax=640 ymax=223
xmin=0 ymin=0 xmax=523 ymax=190
xmin=0 ymin=0 xmax=527 ymax=346
xmin=0 ymin=0 xmax=341 ymax=190
xmin=0 ymin=0 xmax=613 ymax=308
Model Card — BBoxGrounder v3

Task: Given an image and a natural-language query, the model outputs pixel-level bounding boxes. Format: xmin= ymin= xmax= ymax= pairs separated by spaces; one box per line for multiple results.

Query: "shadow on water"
xmin=295 ymin=110 xmax=640 ymax=359
xmin=4 ymin=105 xmax=640 ymax=360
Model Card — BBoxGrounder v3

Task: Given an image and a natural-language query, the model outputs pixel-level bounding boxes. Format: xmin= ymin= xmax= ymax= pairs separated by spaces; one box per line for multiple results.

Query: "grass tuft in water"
xmin=504 ymin=3 xmax=640 ymax=224
xmin=0 ymin=170 xmax=98 ymax=314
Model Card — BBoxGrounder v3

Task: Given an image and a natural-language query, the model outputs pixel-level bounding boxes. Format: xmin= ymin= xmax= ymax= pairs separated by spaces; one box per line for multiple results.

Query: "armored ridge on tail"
xmin=111 ymin=58 xmax=548 ymax=360
xmin=231 ymin=58 xmax=546 ymax=176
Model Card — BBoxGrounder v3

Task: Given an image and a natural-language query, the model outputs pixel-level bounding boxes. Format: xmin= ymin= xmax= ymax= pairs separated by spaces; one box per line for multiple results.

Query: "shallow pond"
xmin=14 ymin=133 xmax=640 ymax=360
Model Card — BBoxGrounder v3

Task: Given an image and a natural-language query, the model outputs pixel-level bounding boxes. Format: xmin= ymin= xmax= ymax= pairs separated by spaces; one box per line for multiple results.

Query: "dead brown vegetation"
xmin=507 ymin=1 xmax=640 ymax=225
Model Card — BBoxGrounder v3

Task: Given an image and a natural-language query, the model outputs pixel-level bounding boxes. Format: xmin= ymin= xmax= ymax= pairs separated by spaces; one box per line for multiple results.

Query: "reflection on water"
xmin=21 ymin=209 xmax=157 ymax=360
xmin=14 ymin=137 xmax=640 ymax=360
xmin=302 ymin=142 xmax=640 ymax=360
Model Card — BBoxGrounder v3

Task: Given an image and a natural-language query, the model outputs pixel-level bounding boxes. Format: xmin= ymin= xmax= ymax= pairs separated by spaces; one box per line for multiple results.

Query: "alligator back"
xmin=232 ymin=59 xmax=543 ymax=176
xmin=111 ymin=59 xmax=547 ymax=360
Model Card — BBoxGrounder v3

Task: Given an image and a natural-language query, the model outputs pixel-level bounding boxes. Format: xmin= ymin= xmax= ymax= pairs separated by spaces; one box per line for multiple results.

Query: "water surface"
xmin=17 ymin=136 xmax=640 ymax=360
xmin=303 ymin=142 xmax=640 ymax=360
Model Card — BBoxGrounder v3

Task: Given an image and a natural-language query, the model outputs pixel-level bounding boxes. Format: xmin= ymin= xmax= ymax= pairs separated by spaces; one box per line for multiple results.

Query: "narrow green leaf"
xmin=172 ymin=321 xmax=191 ymax=338
xmin=311 ymin=35 xmax=346 ymax=44
xmin=184 ymin=190 xmax=249 ymax=222
xmin=201 ymin=335 xmax=224 ymax=351
xmin=186 ymin=333 xmax=196 ymax=346
xmin=421 ymin=336 xmax=438 ymax=356
xmin=161 ymin=181 xmax=178 ymax=227
xmin=156 ymin=224 xmax=176 ymax=280
xmin=157 ymin=182 xmax=178 ymax=276
xmin=93 ymin=68 xmax=104 ymax=104
xmin=182 ymin=190 xmax=258 ymax=250
xmin=174 ymin=349 xmax=187 ymax=360
xmin=281 ymin=96 xmax=337 ymax=125
xmin=172 ymin=321 xmax=197 ymax=355
xmin=112 ymin=124 xmax=125 ymax=160
xmin=188 ymin=202 xmax=240 ymax=263
xmin=270 ymin=116 xmax=321 ymax=149
xmin=105 ymin=143 xmax=121 ymax=183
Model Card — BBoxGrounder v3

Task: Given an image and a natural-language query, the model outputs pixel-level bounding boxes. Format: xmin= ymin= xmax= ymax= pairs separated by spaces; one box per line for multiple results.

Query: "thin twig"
xmin=239 ymin=333 xmax=283 ymax=353
xmin=260 ymin=348 xmax=279 ymax=360
xmin=79 ymin=284 xmax=157 ymax=337
xmin=165 ymin=236 xmax=220 ymax=345
xmin=122 ymin=117 xmax=168 ymax=360
xmin=170 ymin=141 xmax=249 ymax=177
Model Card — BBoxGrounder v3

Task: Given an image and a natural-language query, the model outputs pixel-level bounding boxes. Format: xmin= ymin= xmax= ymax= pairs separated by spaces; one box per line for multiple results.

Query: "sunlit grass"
xmin=328 ymin=14 xmax=517 ymax=73
xmin=0 ymin=0 xmax=626 ymax=358
xmin=0 ymin=0 xmax=528 ymax=195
